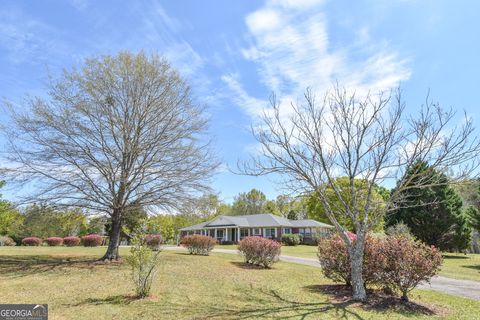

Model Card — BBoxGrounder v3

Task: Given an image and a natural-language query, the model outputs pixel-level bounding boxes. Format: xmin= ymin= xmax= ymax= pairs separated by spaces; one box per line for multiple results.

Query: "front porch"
xmin=182 ymin=227 xmax=277 ymax=243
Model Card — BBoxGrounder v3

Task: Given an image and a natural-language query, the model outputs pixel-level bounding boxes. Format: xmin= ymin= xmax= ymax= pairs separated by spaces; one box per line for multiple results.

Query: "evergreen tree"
xmin=388 ymin=161 xmax=471 ymax=251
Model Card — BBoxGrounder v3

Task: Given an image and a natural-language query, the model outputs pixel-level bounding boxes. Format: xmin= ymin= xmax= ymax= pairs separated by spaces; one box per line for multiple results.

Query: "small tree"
xmin=126 ymin=231 xmax=161 ymax=298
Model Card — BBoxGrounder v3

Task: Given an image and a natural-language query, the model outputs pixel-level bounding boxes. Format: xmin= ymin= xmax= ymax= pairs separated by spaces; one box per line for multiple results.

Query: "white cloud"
xmin=221 ymin=74 xmax=268 ymax=117
xmin=225 ymin=0 xmax=411 ymax=119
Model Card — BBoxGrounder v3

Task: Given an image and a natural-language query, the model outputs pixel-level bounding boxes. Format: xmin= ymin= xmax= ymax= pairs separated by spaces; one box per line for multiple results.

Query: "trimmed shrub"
xmin=180 ymin=235 xmax=216 ymax=255
xmin=81 ymin=234 xmax=103 ymax=247
xmin=238 ymin=236 xmax=281 ymax=268
xmin=145 ymin=234 xmax=163 ymax=251
xmin=46 ymin=237 xmax=63 ymax=246
xmin=317 ymin=233 xmax=385 ymax=286
xmin=318 ymin=233 xmax=443 ymax=301
xmin=380 ymin=235 xmax=442 ymax=301
xmin=281 ymin=234 xmax=301 ymax=246
xmin=317 ymin=234 xmax=352 ymax=285
xmin=0 ymin=235 xmax=16 ymax=246
xmin=21 ymin=237 xmax=42 ymax=246
xmin=63 ymin=236 xmax=81 ymax=246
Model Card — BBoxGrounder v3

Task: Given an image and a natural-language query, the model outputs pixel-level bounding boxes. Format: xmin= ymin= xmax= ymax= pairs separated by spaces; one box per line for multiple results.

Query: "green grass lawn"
xmin=0 ymin=246 xmax=479 ymax=319
xmin=440 ymin=253 xmax=480 ymax=281
xmin=218 ymin=245 xmax=480 ymax=282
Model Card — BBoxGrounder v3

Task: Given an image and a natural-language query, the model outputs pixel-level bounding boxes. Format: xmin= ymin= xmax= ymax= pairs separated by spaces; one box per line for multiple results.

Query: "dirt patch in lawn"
xmin=304 ymin=284 xmax=449 ymax=317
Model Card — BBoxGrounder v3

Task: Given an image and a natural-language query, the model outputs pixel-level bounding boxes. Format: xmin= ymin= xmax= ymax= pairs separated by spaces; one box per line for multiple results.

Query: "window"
xmin=299 ymin=228 xmax=305 ymax=235
xmin=240 ymin=229 xmax=249 ymax=238
xmin=283 ymin=228 xmax=292 ymax=234
xmin=253 ymin=228 xmax=261 ymax=236
xmin=265 ymin=228 xmax=276 ymax=238
xmin=305 ymin=228 xmax=312 ymax=237
xmin=216 ymin=230 xmax=224 ymax=239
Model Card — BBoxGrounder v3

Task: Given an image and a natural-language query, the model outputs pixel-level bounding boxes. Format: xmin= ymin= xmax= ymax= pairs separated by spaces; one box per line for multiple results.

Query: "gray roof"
xmin=180 ymin=214 xmax=333 ymax=231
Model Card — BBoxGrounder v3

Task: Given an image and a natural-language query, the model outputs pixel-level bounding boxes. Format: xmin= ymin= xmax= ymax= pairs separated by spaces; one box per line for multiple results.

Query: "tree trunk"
xmin=350 ymin=236 xmax=367 ymax=301
xmin=101 ymin=211 xmax=122 ymax=261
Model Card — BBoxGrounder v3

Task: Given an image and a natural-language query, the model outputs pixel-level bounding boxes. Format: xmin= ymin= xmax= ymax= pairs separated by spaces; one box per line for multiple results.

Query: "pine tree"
xmin=388 ymin=161 xmax=471 ymax=251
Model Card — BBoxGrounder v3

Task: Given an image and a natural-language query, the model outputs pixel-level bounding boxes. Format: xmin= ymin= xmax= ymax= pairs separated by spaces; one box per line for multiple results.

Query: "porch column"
xmin=214 ymin=229 xmax=217 ymax=239
xmin=225 ymin=228 xmax=228 ymax=241
xmin=237 ymin=227 xmax=240 ymax=242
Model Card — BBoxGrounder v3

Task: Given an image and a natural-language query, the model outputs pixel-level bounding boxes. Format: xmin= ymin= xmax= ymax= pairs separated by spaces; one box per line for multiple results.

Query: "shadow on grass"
xmin=462 ymin=264 xmax=480 ymax=271
xmin=304 ymin=284 xmax=439 ymax=316
xmin=72 ymin=295 xmax=138 ymax=306
xmin=0 ymin=255 xmax=122 ymax=278
xmin=442 ymin=255 xmax=469 ymax=259
xmin=229 ymin=261 xmax=270 ymax=270
xmin=75 ymin=288 xmax=364 ymax=319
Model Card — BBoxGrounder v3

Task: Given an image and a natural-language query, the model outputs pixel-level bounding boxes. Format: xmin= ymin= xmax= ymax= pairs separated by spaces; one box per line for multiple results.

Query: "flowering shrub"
xmin=145 ymin=234 xmax=163 ymax=251
xmin=81 ymin=234 xmax=103 ymax=247
xmin=63 ymin=236 xmax=81 ymax=246
xmin=180 ymin=235 xmax=216 ymax=255
xmin=238 ymin=236 xmax=281 ymax=268
xmin=281 ymin=234 xmax=301 ymax=246
xmin=318 ymin=233 xmax=391 ymax=286
xmin=0 ymin=235 xmax=16 ymax=246
xmin=379 ymin=235 xmax=442 ymax=301
xmin=22 ymin=237 xmax=42 ymax=246
xmin=46 ymin=237 xmax=63 ymax=246
xmin=317 ymin=234 xmax=352 ymax=285
xmin=318 ymin=233 xmax=442 ymax=301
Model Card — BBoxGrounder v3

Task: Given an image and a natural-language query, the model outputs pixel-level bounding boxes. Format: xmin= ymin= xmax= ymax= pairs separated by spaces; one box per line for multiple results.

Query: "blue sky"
xmin=1 ymin=0 xmax=479 ymax=204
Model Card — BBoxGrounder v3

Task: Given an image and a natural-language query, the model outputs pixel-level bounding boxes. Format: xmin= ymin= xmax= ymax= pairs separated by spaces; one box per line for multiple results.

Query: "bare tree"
xmin=240 ymin=85 xmax=480 ymax=300
xmin=1 ymin=52 xmax=218 ymax=260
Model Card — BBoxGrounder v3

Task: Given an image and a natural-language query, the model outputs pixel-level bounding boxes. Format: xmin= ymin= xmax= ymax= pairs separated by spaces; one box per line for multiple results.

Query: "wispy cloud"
xmin=224 ymin=0 xmax=411 ymax=118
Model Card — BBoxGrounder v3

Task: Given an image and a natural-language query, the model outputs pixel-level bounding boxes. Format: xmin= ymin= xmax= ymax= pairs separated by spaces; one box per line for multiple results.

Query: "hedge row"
xmin=20 ymin=235 xmax=105 ymax=247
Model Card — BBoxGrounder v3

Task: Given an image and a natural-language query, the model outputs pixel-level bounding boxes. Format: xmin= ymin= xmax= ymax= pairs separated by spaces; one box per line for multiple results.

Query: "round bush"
xmin=317 ymin=233 xmax=442 ymax=301
xmin=81 ymin=234 xmax=103 ymax=247
xmin=317 ymin=233 xmax=383 ymax=286
xmin=21 ymin=237 xmax=42 ymax=246
xmin=0 ymin=235 xmax=16 ymax=246
xmin=238 ymin=236 xmax=281 ymax=268
xmin=379 ymin=235 xmax=443 ymax=301
xmin=145 ymin=234 xmax=162 ymax=250
xmin=46 ymin=237 xmax=63 ymax=246
xmin=281 ymin=234 xmax=301 ymax=246
xmin=180 ymin=235 xmax=216 ymax=255
xmin=63 ymin=236 xmax=81 ymax=247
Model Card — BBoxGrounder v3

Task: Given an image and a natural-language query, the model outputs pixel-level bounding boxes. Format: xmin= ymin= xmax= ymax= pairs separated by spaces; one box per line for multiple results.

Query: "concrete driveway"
xmin=163 ymin=246 xmax=480 ymax=301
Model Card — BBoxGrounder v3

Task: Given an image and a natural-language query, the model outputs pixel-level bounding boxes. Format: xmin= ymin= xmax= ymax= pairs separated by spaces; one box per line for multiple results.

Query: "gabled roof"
xmin=180 ymin=214 xmax=333 ymax=231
